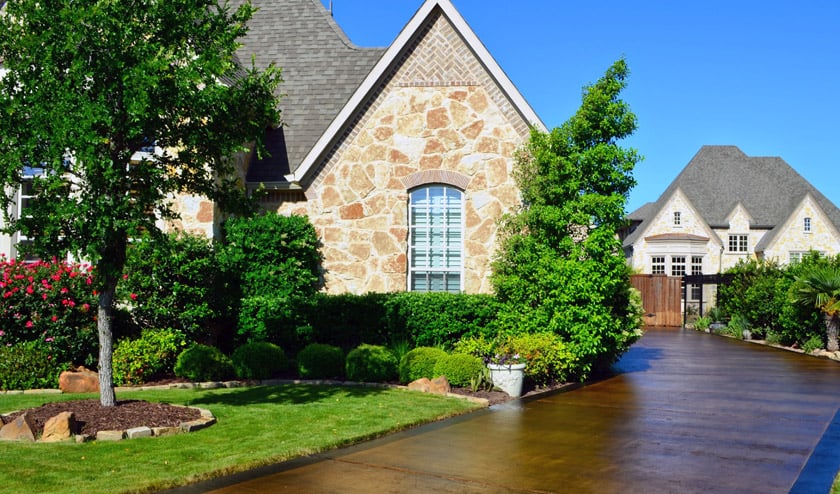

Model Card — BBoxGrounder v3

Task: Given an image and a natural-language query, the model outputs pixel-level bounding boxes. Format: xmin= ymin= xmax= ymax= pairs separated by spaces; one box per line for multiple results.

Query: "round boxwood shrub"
xmin=232 ymin=342 xmax=289 ymax=380
xmin=433 ymin=353 xmax=485 ymax=387
xmin=174 ymin=344 xmax=235 ymax=382
xmin=113 ymin=328 xmax=188 ymax=385
xmin=297 ymin=343 xmax=345 ymax=379
xmin=346 ymin=344 xmax=398 ymax=383
xmin=399 ymin=347 xmax=448 ymax=383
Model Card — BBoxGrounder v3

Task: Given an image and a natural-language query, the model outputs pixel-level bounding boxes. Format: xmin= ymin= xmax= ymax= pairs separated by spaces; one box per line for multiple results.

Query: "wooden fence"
xmin=631 ymin=274 xmax=682 ymax=327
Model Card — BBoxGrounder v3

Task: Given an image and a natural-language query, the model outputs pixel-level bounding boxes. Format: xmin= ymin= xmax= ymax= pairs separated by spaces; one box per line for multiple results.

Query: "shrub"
xmin=345 ymin=344 xmax=398 ymax=383
xmin=383 ymin=292 xmax=501 ymax=348
xmin=694 ymin=316 xmax=711 ymax=332
xmin=505 ymin=332 xmax=575 ymax=385
xmin=399 ymin=347 xmax=448 ymax=383
xmin=218 ymin=213 xmax=323 ymax=346
xmin=297 ymin=343 xmax=344 ymax=379
xmin=302 ymin=292 xmax=391 ymax=350
xmin=433 ymin=353 xmax=485 ymax=387
xmin=0 ymin=257 xmax=98 ymax=367
xmin=174 ymin=344 xmax=235 ymax=382
xmin=231 ymin=342 xmax=288 ymax=380
xmin=0 ymin=341 xmax=68 ymax=391
xmin=118 ymin=232 xmax=222 ymax=343
xmin=113 ymin=328 xmax=188 ymax=385
xmin=802 ymin=334 xmax=823 ymax=354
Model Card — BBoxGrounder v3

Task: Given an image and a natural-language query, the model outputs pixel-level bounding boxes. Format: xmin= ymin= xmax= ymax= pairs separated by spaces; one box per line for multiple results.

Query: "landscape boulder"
xmin=408 ymin=376 xmax=451 ymax=396
xmin=41 ymin=412 xmax=77 ymax=442
xmin=59 ymin=367 xmax=100 ymax=394
xmin=0 ymin=412 xmax=36 ymax=442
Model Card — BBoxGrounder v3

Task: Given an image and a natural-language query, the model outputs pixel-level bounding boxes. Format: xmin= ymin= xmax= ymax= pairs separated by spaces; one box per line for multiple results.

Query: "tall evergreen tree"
xmin=492 ymin=59 xmax=643 ymax=377
xmin=0 ymin=0 xmax=282 ymax=405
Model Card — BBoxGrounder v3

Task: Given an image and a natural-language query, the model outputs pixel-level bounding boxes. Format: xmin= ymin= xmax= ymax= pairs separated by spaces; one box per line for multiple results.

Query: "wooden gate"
xmin=631 ymin=274 xmax=682 ymax=327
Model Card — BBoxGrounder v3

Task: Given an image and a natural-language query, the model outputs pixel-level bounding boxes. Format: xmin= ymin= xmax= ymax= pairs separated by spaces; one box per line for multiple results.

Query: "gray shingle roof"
xmin=624 ymin=145 xmax=840 ymax=250
xmin=232 ymin=0 xmax=386 ymax=182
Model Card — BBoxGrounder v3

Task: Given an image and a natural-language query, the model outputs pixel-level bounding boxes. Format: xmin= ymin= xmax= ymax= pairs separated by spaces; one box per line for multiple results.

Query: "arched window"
xmin=408 ymin=185 xmax=463 ymax=292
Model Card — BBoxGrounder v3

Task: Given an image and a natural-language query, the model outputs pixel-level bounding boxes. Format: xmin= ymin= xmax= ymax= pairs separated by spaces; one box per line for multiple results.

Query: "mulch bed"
xmin=1 ymin=400 xmax=201 ymax=437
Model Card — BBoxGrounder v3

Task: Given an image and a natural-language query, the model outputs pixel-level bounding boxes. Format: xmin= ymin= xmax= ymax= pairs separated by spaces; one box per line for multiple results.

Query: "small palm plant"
xmin=791 ymin=265 xmax=840 ymax=352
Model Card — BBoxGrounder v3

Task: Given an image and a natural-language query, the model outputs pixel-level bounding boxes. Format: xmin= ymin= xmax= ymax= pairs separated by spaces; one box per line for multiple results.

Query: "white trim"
xmin=286 ymin=0 xmax=546 ymax=184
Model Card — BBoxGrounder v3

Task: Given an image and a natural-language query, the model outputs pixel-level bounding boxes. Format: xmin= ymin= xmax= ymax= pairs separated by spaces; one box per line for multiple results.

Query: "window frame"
xmin=651 ymin=256 xmax=666 ymax=275
xmin=407 ymin=184 xmax=464 ymax=293
xmin=804 ymin=217 xmax=812 ymax=233
xmin=673 ymin=211 xmax=681 ymax=226
xmin=671 ymin=256 xmax=686 ymax=277
xmin=728 ymin=234 xmax=749 ymax=253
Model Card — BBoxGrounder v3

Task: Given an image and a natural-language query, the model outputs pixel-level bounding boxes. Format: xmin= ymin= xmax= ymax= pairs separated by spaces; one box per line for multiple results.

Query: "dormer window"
xmin=804 ymin=217 xmax=812 ymax=233
xmin=673 ymin=211 xmax=681 ymax=226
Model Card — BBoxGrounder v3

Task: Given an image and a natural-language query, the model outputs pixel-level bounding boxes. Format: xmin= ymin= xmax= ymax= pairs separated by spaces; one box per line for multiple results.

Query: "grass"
xmin=0 ymin=384 xmax=482 ymax=493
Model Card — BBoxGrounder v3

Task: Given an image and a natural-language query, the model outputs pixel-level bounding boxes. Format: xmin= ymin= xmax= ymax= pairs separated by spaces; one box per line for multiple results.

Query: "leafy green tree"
xmin=791 ymin=265 xmax=840 ymax=352
xmin=0 ymin=0 xmax=281 ymax=405
xmin=492 ymin=59 xmax=643 ymax=378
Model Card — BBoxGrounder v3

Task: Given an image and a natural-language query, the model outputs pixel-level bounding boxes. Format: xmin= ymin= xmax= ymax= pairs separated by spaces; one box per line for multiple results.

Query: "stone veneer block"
xmin=151 ymin=426 xmax=181 ymax=437
xmin=96 ymin=430 xmax=125 ymax=441
xmin=181 ymin=417 xmax=216 ymax=433
xmin=125 ymin=427 xmax=153 ymax=439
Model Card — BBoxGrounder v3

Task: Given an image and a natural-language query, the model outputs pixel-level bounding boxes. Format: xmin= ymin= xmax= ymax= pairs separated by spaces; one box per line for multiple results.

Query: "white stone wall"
xmin=271 ymin=84 xmax=523 ymax=294
xmin=761 ymin=195 xmax=840 ymax=262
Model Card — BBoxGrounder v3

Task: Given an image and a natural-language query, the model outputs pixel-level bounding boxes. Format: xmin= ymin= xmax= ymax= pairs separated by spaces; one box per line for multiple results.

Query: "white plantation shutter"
xmin=409 ymin=185 xmax=463 ymax=292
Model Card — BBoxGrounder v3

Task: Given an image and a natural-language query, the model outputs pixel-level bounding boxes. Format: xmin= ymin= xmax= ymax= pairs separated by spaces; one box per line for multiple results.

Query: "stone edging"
xmin=0 ymin=404 xmax=216 ymax=443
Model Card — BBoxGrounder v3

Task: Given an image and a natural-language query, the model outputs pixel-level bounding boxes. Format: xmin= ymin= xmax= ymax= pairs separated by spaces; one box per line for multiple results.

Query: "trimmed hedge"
xmin=345 ymin=344 xmax=398 ymax=383
xmin=174 ymin=344 xmax=235 ymax=382
xmin=433 ymin=353 xmax=485 ymax=387
xmin=297 ymin=343 xmax=345 ymax=380
xmin=232 ymin=342 xmax=288 ymax=380
xmin=383 ymin=292 xmax=502 ymax=349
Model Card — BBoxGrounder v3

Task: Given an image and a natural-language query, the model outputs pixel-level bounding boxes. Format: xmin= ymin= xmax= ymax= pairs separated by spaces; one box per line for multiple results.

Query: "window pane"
xmin=408 ymin=185 xmax=463 ymax=293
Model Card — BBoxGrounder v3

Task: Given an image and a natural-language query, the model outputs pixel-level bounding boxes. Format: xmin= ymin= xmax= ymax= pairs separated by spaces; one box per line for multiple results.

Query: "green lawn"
xmin=0 ymin=385 xmax=482 ymax=493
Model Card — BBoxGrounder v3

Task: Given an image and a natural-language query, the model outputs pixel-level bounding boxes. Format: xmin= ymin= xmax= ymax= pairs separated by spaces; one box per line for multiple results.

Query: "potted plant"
xmin=485 ymin=346 xmax=527 ymax=398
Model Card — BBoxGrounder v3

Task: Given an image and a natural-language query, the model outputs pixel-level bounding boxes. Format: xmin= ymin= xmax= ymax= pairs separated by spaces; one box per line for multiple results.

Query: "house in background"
xmin=621 ymin=145 xmax=840 ymax=310
xmin=0 ymin=0 xmax=545 ymax=295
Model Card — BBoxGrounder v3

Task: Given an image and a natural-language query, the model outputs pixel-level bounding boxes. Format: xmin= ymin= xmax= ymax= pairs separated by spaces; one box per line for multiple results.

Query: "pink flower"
xmin=0 ymin=330 xmax=4 ymax=336
xmin=25 ymin=321 xmax=33 ymax=328
xmin=50 ymin=316 xmax=57 ymax=322
xmin=130 ymin=293 xmax=138 ymax=301
xmin=81 ymin=303 xmax=90 ymax=312
xmin=25 ymin=285 xmax=34 ymax=295
xmin=45 ymin=336 xmax=54 ymax=342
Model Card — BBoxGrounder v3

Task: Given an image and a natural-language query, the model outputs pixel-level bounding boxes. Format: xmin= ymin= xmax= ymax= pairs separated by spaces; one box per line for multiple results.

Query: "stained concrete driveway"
xmin=171 ymin=329 xmax=840 ymax=493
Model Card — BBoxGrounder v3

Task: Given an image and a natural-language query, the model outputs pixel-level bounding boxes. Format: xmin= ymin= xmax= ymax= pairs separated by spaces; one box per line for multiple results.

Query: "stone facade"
xmin=264 ymin=12 xmax=530 ymax=294
xmin=761 ymin=195 xmax=840 ymax=262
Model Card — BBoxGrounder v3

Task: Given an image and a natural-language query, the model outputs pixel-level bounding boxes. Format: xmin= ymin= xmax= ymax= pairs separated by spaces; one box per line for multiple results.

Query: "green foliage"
xmin=764 ymin=331 xmax=783 ymax=346
xmin=383 ymin=292 xmax=502 ymax=348
xmin=218 ymin=214 xmax=323 ymax=347
xmin=490 ymin=59 xmax=642 ymax=379
xmin=399 ymin=347 xmax=449 ymax=383
xmin=0 ymin=340 xmax=68 ymax=391
xmin=296 ymin=343 xmax=345 ymax=380
xmin=694 ymin=316 xmax=711 ymax=331
xmin=0 ymin=258 xmax=98 ymax=367
xmin=345 ymin=344 xmax=398 ymax=383
xmin=0 ymin=0 xmax=281 ymax=405
xmin=433 ymin=353 xmax=485 ymax=387
xmin=231 ymin=342 xmax=288 ymax=380
xmin=802 ymin=334 xmax=824 ymax=354
xmin=174 ymin=344 xmax=235 ymax=382
xmin=113 ymin=328 xmax=188 ymax=385
xmin=119 ymin=232 xmax=222 ymax=343
xmin=791 ymin=261 xmax=840 ymax=352
xmin=301 ymin=292 xmax=391 ymax=351
xmin=505 ymin=332 xmax=575 ymax=385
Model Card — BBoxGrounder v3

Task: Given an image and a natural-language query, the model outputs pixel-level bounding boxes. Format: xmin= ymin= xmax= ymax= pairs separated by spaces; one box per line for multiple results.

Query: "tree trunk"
xmin=826 ymin=314 xmax=839 ymax=353
xmin=97 ymin=283 xmax=118 ymax=406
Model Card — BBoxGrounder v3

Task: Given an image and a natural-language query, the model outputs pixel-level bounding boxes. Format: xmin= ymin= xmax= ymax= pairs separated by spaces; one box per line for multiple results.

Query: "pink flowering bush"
xmin=0 ymin=257 xmax=98 ymax=368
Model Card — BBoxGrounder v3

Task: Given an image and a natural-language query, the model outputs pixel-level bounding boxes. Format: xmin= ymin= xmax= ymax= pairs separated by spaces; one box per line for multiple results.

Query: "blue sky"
xmin=320 ymin=0 xmax=840 ymax=213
